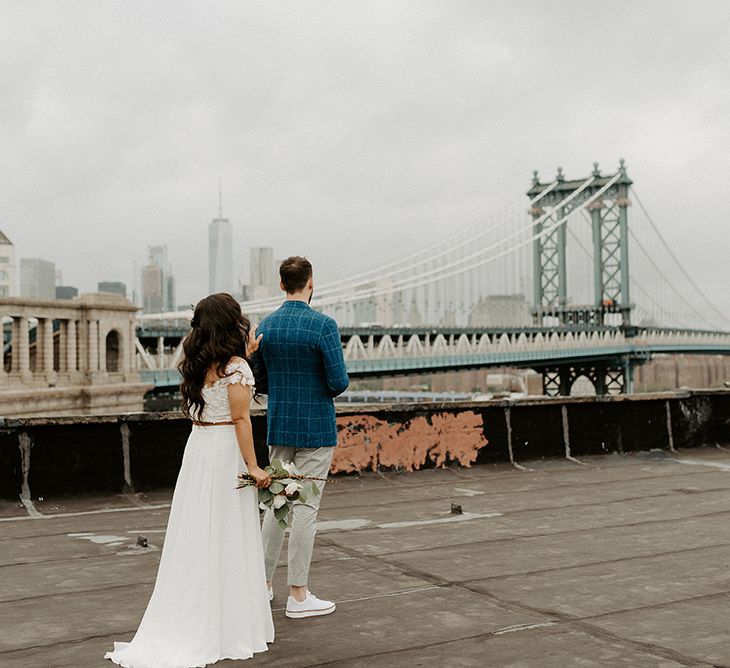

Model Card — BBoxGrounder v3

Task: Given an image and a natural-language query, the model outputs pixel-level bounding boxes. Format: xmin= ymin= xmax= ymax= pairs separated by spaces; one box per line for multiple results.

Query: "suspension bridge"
xmin=139 ymin=161 xmax=730 ymax=396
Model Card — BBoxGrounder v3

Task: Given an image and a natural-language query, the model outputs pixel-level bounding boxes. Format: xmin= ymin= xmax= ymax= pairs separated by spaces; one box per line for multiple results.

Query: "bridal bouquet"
xmin=237 ymin=459 xmax=323 ymax=529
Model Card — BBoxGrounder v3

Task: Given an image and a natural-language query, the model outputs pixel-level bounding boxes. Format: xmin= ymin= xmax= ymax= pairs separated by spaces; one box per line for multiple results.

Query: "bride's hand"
xmin=247 ymin=324 xmax=263 ymax=354
xmin=248 ymin=465 xmax=271 ymax=489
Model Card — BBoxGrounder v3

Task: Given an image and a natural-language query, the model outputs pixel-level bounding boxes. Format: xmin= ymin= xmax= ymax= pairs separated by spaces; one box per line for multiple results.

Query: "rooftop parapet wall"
xmin=0 ymin=391 xmax=728 ymax=501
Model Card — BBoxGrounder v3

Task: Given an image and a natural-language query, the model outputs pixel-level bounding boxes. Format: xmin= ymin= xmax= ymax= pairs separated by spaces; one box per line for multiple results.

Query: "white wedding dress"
xmin=106 ymin=359 xmax=274 ymax=668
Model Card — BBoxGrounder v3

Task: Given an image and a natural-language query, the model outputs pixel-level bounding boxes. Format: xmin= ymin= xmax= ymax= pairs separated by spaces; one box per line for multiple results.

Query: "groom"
xmin=255 ymin=256 xmax=349 ymax=619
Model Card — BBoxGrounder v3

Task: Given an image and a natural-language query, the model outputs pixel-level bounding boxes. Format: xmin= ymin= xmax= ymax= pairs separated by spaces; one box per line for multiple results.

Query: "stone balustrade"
xmin=0 ymin=294 xmax=150 ymax=417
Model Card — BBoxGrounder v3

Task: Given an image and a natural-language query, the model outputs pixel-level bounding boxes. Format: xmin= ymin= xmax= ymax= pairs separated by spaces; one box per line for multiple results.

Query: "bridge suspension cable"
xmin=628 ymin=227 xmax=720 ymax=328
xmin=631 ymin=187 xmax=730 ymax=328
xmin=574 ymin=208 xmax=712 ymax=329
xmin=630 ymin=280 xmax=696 ymax=329
xmin=232 ymin=196 xmax=528 ymax=314
xmin=307 ymin=174 xmax=617 ymax=309
xmin=164 ymin=180 xmax=558 ymax=322
xmin=237 ymin=180 xmax=563 ymax=315
xmin=314 ymin=188 xmax=546 ymax=289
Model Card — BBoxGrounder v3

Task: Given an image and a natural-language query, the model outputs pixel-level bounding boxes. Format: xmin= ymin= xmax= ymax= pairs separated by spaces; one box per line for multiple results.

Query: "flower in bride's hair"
xmin=272 ymin=494 xmax=287 ymax=509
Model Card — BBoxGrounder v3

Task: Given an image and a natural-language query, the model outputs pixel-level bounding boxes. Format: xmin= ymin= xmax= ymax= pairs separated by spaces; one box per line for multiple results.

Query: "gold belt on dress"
xmin=192 ymin=420 xmax=235 ymax=426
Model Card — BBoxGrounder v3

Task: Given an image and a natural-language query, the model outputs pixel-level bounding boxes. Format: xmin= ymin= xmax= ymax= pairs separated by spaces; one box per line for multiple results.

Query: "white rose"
xmin=259 ymin=502 xmax=268 ymax=511
xmin=285 ymin=482 xmax=301 ymax=496
xmin=272 ymin=494 xmax=287 ymax=509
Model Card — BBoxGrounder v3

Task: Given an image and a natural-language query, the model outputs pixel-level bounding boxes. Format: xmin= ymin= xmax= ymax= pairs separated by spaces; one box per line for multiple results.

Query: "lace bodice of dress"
xmin=199 ymin=359 xmax=255 ymax=423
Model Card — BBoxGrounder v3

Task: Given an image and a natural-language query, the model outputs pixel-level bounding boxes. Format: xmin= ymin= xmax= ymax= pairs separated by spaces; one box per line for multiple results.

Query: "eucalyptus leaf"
xmin=269 ymin=482 xmax=284 ymax=494
xmin=269 ymin=458 xmax=288 ymax=476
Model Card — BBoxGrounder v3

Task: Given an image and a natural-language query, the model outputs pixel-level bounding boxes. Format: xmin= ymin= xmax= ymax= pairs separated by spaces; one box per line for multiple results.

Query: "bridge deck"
xmin=3 ymin=447 xmax=730 ymax=666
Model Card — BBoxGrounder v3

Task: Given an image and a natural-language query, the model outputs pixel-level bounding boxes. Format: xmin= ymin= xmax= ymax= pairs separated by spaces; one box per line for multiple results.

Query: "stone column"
xmin=10 ymin=317 xmax=20 ymax=373
xmin=88 ymin=319 xmax=99 ymax=373
xmin=0 ymin=314 xmax=7 ymax=382
xmin=127 ymin=320 xmax=136 ymax=373
xmin=99 ymin=326 xmax=107 ymax=373
xmin=17 ymin=315 xmax=31 ymax=381
xmin=67 ymin=319 xmax=77 ymax=373
xmin=40 ymin=318 xmax=52 ymax=369
xmin=41 ymin=317 xmax=56 ymax=383
xmin=58 ymin=320 xmax=68 ymax=374
xmin=118 ymin=327 xmax=127 ymax=375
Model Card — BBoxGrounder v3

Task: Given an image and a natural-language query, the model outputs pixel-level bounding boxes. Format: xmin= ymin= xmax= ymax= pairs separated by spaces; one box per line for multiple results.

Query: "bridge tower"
xmin=527 ymin=161 xmax=636 ymax=396
xmin=527 ymin=160 xmax=633 ymax=327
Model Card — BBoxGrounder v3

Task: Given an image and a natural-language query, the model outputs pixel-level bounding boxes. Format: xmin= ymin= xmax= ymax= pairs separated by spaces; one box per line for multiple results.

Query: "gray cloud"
xmin=2 ymin=0 xmax=728 ymax=319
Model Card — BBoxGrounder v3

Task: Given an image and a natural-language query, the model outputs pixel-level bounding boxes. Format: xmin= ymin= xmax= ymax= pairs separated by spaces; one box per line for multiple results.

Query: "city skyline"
xmin=0 ymin=218 xmax=287 ymax=310
xmin=2 ymin=2 xmax=729 ymax=317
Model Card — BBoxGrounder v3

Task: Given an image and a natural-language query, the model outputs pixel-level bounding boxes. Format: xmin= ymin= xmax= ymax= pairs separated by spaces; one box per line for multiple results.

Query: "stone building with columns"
xmin=0 ymin=293 xmax=150 ymax=417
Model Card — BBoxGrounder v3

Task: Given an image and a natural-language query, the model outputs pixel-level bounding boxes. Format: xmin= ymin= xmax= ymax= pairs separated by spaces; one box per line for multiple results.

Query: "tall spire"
xmin=218 ymin=177 xmax=223 ymax=219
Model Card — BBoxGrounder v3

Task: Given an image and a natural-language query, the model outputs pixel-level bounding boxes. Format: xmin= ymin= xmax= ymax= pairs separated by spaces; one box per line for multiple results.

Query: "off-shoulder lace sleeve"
xmin=223 ymin=359 xmax=255 ymax=388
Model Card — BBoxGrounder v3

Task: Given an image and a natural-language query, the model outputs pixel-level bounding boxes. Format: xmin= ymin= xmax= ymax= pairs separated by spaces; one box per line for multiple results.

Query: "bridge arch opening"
xmin=571 ymin=375 xmax=597 ymax=397
xmin=106 ymin=330 xmax=121 ymax=373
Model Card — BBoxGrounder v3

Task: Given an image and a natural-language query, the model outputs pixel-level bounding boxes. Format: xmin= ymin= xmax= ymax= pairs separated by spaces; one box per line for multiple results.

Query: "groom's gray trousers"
xmin=261 ymin=445 xmax=335 ymax=587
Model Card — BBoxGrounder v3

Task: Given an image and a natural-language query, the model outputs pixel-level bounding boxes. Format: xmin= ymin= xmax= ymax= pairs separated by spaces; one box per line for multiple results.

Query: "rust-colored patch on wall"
xmin=332 ymin=411 xmax=487 ymax=473
xmin=331 ymin=415 xmax=383 ymax=473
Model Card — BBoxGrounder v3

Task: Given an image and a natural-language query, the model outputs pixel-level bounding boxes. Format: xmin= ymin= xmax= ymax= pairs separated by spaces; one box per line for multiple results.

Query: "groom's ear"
xmin=280 ymin=280 xmax=286 ymax=293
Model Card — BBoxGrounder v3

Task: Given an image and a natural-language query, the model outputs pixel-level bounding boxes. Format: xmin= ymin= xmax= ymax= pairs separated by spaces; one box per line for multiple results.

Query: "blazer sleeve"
xmin=319 ymin=318 xmax=350 ymax=397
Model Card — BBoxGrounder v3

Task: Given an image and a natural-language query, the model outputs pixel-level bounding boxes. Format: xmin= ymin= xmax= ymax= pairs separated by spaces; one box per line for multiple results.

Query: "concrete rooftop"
xmin=2 ymin=448 xmax=730 ymax=667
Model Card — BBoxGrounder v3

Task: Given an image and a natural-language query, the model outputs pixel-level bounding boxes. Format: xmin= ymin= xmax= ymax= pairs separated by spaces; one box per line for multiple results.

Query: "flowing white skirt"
xmin=105 ymin=424 xmax=275 ymax=668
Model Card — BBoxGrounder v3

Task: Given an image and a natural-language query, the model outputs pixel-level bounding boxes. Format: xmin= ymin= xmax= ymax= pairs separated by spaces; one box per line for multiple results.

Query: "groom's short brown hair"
xmin=280 ymin=256 xmax=313 ymax=293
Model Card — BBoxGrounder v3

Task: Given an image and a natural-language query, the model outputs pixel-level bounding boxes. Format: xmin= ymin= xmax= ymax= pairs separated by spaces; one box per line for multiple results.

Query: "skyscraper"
xmin=141 ymin=245 xmax=175 ymax=313
xmin=141 ymin=264 xmax=164 ymax=313
xmin=0 ymin=231 xmax=16 ymax=297
xmin=56 ymin=286 xmax=79 ymax=299
xmin=209 ymin=187 xmax=233 ymax=294
xmin=20 ymin=258 xmax=55 ymax=300
xmin=98 ymin=281 xmax=127 ymax=297
xmin=249 ymin=247 xmax=277 ymax=299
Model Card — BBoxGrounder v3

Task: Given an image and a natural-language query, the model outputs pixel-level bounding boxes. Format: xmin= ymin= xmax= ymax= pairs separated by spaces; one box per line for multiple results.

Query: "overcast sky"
xmin=2 ymin=1 xmax=729 ymax=320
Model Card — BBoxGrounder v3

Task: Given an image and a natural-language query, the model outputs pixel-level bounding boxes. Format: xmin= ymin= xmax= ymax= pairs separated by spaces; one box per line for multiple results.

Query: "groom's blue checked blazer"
xmin=254 ymin=300 xmax=349 ymax=448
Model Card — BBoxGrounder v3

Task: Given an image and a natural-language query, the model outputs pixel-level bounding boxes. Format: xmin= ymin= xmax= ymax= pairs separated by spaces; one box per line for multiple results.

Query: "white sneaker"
xmin=268 ymin=587 xmax=274 ymax=602
xmin=285 ymin=592 xmax=336 ymax=619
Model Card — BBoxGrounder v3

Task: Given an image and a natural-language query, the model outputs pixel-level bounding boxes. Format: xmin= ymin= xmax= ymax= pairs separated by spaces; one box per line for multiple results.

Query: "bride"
xmin=106 ymin=293 xmax=275 ymax=667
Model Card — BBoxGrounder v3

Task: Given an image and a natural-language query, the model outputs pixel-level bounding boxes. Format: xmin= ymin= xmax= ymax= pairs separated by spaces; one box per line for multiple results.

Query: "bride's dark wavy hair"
xmin=178 ymin=293 xmax=250 ymax=420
